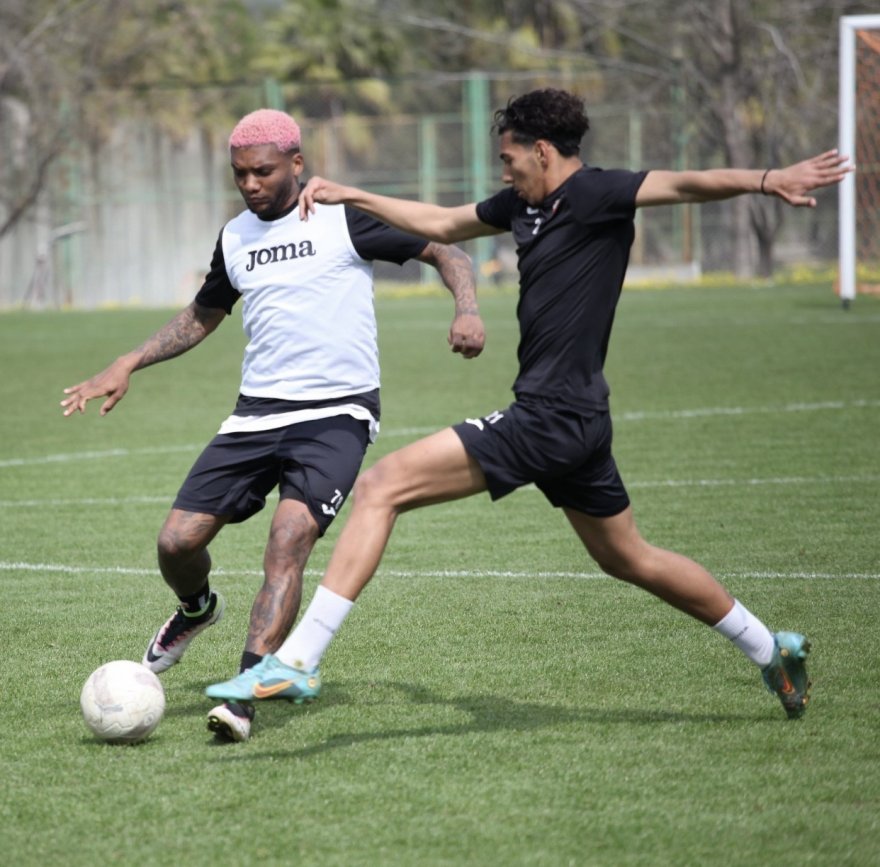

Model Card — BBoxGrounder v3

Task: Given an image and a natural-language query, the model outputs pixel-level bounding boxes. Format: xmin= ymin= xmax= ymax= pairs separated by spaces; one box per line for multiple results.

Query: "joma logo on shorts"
xmin=465 ymin=410 xmax=504 ymax=430
xmin=246 ymin=241 xmax=316 ymax=271
xmin=321 ymin=489 xmax=345 ymax=517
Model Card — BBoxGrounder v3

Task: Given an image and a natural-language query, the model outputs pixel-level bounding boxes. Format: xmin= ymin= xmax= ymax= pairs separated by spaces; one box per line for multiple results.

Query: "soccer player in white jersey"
xmin=62 ymin=109 xmax=485 ymax=742
xmin=207 ymin=89 xmax=851 ymax=724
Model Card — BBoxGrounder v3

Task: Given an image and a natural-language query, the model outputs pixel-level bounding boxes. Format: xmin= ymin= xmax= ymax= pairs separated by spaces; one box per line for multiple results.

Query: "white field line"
xmin=624 ymin=473 xmax=880 ymax=490
xmin=5 ymin=398 xmax=880 ymax=469
xmin=0 ymin=561 xmax=877 ymax=581
xmin=0 ymin=496 xmax=169 ymax=508
xmin=615 ymin=398 xmax=880 ymax=422
xmin=0 ymin=471 xmax=877 ymax=510
xmin=0 ymin=444 xmax=199 ymax=468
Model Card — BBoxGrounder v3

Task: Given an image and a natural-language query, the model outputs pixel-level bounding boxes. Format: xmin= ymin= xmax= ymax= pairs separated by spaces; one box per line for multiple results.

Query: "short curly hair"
xmin=492 ymin=89 xmax=589 ymax=157
xmin=229 ymin=109 xmax=301 ymax=153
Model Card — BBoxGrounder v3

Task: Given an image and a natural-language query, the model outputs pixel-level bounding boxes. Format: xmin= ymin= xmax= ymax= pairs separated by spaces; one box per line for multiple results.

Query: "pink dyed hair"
xmin=229 ymin=109 xmax=301 ymax=152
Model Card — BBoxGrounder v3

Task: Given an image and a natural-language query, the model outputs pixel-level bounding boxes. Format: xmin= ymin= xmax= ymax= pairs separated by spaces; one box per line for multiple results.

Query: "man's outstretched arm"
xmin=416 ymin=242 xmax=486 ymax=359
xmin=299 ymin=177 xmax=502 ymax=244
xmin=636 ymin=149 xmax=853 ymax=208
xmin=61 ymin=301 xmax=226 ymax=416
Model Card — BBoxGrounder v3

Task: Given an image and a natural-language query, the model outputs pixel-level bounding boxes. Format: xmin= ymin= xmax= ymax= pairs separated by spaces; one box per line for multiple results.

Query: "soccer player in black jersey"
xmin=62 ymin=109 xmax=484 ymax=741
xmin=207 ymin=89 xmax=851 ymax=722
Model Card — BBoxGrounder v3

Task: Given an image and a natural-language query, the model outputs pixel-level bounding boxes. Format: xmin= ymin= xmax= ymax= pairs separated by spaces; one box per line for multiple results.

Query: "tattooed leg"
xmin=157 ymin=508 xmax=228 ymax=597
xmin=245 ymin=498 xmax=320 ymax=655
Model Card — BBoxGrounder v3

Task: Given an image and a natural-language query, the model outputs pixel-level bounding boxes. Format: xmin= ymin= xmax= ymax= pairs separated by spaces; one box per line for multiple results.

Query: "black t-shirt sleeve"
xmin=475 ymin=187 xmax=518 ymax=231
xmin=194 ymin=231 xmax=241 ymax=314
xmin=344 ymin=206 xmax=428 ymax=264
xmin=567 ymin=168 xmax=648 ymax=224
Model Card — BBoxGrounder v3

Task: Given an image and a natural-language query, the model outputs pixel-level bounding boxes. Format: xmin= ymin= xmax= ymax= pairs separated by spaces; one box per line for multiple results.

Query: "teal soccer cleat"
xmin=761 ymin=631 xmax=812 ymax=719
xmin=206 ymin=654 xmax=321 ymax=703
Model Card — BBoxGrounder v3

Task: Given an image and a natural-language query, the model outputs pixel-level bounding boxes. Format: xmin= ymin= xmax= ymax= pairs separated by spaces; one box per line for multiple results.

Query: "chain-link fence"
xmin=0 ymin=73 xmax=839 ymax=309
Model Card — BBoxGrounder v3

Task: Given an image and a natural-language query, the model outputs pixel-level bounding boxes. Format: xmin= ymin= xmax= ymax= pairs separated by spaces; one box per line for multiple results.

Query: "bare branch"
xmin=0 ymin=144 xmax=63 ymax=240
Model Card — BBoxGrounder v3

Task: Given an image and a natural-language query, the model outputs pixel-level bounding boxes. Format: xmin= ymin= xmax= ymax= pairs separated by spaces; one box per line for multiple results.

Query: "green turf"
xmin=1 ymin=283 xmax=878 ymax=866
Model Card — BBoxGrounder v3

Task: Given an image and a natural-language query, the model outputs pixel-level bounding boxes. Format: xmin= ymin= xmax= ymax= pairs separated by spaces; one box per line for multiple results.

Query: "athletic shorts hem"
xmin=452 ymin=403 xmax=630 ymax=516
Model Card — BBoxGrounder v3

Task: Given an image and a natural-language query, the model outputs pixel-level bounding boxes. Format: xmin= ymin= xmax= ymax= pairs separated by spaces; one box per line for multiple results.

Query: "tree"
xmin=353 ymin=0 xmax=861 ymax=275
xmin=671 ymin=0 xmax=858 ymax=276
xmin=2 ymin=0 xmax=864 ymax=278
xmin=0 ymin=0 xmax=256 ymax=241
xmin=567 ymin=0 xmax=864 ymax=276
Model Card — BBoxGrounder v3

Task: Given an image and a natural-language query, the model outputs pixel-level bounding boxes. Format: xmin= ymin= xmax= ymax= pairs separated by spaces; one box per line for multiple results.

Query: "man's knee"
xmin=583 ymin=531 xmax=649 ymax=582
xmin=588 ymin=537 xmax=662 ymax=585
xmin=158 ymin=525 xmax=195 ymax=562
xmin=269 ymin=499 xmax=321 ymax=552
xmin=351 ymin=458 xmax=402 ymax=509
xmin=589 ymin=547 xmax=631 ymax=581
xmin=157 ymin=511 xmax=216 ymax=562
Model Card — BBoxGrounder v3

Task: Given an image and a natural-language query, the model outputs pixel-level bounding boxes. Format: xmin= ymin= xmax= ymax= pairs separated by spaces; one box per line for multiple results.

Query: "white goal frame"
xmin=839 ymin=14 xmax=880 ymax=305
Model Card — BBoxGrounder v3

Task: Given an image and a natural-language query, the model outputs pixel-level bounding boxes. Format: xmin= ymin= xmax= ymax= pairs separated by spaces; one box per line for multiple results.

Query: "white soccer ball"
xmin=80 ymin=660 xmax=165 ymax=744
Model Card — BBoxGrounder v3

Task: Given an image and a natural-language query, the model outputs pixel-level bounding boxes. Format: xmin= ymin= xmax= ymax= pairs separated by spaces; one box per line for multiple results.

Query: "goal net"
xmin=839 ymin=15 xmax=880 ymax=304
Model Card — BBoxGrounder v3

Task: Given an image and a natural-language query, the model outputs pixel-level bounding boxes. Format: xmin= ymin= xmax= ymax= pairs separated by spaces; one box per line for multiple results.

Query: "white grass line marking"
xmin=5 ymin=398 xmax=880 ymax=469
xmin=516 ymin=472 xmax=880 ymax=495
xmin=0 ymin=444 xmax=198 ymax=468
xmin=0 ymin=496 xmax=169 ymax=508
xmin=1 ymin=561 xmax=877 ymax=581
xmin=625 ymin=473 xmax=880 ymax=490
xmin=615 ymin=398 xmax=880 ymax=422
xmin=1 ymin=471 xmax=877 ymax=510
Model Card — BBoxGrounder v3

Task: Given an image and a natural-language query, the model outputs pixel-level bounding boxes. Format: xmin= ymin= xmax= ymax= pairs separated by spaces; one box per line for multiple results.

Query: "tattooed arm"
xmin=416 ymin=242 xmax=486 ymax=359
xmin=61 ymin=301 xmax=226 ymax=416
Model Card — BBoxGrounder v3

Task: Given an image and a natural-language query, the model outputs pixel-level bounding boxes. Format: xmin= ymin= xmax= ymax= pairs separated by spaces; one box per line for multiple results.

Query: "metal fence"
xmin=0 ymin=73 xmax=839 ymax=309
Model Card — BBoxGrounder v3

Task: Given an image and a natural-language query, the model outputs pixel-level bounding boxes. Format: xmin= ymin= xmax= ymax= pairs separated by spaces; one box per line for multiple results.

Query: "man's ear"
xmin=291 ymin=152 xmax=305 ymax=176
xmin=534 ymin=139 xmax=552 ymax=168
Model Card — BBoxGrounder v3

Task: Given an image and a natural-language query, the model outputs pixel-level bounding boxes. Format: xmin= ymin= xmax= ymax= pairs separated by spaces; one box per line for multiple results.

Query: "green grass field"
xmin=1 ymin=282 xmax=879 ymax=866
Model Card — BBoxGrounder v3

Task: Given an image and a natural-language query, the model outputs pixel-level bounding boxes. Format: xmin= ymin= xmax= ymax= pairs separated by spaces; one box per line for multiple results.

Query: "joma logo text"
xmin=246 ymin=241 xmax=316 ymax=271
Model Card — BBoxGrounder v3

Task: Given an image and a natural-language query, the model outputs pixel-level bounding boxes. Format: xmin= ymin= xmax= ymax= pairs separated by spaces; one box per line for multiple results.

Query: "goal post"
xmin=839 ymin=15 xmax=880 ymax=306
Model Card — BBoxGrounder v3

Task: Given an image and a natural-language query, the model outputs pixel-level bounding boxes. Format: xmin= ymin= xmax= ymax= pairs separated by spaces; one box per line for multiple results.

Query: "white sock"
xmin=275 ymin=585 xmax=354 ymax=671
xmin=712 ymin=599 xmax=775 ymax=667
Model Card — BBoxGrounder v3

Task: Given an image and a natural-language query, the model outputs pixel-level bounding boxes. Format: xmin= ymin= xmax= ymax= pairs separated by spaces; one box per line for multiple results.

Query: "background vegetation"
xmin=1 ymin=0 xmax=876 ymax=285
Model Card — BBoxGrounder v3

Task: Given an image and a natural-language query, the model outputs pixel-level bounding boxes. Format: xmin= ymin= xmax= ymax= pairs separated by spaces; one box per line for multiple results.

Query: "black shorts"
xmin=173 ymin=414 xmax=370 ymax=534
xmin=452 ymin=400 xmax=630 ymax=517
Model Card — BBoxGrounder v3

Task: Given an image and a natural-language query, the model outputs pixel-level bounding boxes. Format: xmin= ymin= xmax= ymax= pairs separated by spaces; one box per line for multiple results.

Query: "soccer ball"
xmin=80 ymin=660 xmax=165 ymax=744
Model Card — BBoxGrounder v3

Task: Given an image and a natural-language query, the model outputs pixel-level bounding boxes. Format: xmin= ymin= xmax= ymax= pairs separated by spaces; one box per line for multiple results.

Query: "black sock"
xmin=178 ymin=583 xmax=212 ymax=615
xmin=240 ymin=650 xmax=262 ymax=673
xmin=227 ymin=701 xmax=255 ymax=720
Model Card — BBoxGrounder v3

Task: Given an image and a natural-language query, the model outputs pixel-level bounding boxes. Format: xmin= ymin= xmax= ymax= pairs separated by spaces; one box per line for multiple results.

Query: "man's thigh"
xmin=537 ymin=410 xmax=630 ymax=517
xmin=366 ymin=427 xmax=488 ymax=511
xmin=276 ymin=414 xmax=371 ymax=535
xmin=173 ymin=430 xmax=280 ymax=523
xmin=453 ymin=402 xmax=630 ymax=516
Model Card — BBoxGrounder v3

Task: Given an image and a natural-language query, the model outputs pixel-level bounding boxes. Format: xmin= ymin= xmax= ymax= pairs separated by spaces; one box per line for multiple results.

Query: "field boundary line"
xmin=0 ymin=444 xmax=199 ymax=468
xmin=2 ymin=470 xmax=877 ymax=510
xmin=4 ymin=398 xmax=880 ymax=469
xmin=1 ymin=561 xmax=878 ymax=581
xmin=621 ymin=473 xmax=880 ymax=490
xmin=0 ymin=496 xmax=169 ymax=508
xmin=615 ymin=398 xmax=880 ymax=422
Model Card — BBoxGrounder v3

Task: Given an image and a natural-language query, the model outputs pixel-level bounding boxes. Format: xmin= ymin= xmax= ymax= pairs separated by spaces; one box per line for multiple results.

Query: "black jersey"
xmin=476 ymin=166 xmax=648 ymax=412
